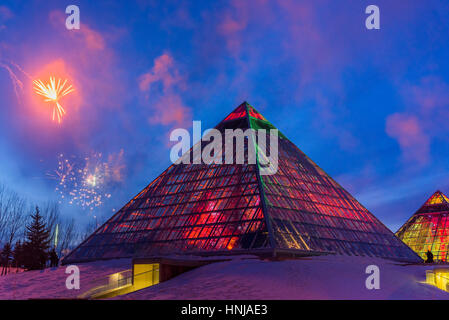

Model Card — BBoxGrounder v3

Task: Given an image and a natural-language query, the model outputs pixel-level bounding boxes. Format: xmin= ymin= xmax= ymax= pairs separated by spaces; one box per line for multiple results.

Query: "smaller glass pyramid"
xmin=396 ymin=191 xmax=449 ymax=261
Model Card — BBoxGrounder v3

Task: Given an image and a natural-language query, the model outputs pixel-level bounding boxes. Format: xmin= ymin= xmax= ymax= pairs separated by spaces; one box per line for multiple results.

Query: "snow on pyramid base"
xmin=397 ymin=190 xmax=449 ymax=262
xmin=63 ymin=102 xmax=421 ymax=264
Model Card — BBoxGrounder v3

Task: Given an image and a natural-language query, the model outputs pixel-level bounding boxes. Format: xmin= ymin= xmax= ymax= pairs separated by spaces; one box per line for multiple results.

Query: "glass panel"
xmin=257 ymin=128 xmax=420 ymax=262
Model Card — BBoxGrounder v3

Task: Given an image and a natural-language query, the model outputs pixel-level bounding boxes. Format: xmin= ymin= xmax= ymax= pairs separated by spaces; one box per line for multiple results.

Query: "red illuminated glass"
xmin=223 ymin=104 xmax=246 ymax=121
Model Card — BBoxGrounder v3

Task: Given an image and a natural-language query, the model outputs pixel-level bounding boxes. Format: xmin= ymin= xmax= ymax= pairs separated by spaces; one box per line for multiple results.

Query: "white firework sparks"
xmin=48 ymin=151 xmax=124 ymax=211
xmin=33 ymin=77 xmax=75 ymax=123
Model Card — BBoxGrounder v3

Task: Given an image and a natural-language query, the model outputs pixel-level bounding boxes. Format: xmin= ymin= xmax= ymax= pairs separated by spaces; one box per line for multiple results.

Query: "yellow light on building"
xmin=133 ymin=263 xmax=160 ymax=291
xmin=425 ymin=269 xmax=449 ymax=292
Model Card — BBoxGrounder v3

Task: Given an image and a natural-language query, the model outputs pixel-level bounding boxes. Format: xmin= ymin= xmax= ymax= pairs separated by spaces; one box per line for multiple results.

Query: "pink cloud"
xmin=386 ymin=113 xmax=430 ymax=165
xmin=138 ymin=53 xmax=180 ymax=91
xmin=139 ymin=53 xmax=191 ymax=127
xmin=387 ymin=77 xmax=449 ymax=166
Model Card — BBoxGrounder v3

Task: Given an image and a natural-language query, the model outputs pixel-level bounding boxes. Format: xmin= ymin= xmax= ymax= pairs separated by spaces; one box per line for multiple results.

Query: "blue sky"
xmin=0 ymin=0 xmax=448 ymax=231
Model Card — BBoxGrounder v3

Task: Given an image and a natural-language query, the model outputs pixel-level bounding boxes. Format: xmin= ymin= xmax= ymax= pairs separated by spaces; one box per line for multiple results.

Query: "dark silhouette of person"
xmin=49 ymin=249 xmax=59 ymax=267
xmin=425 ymin=250 xmax=434 ymax=263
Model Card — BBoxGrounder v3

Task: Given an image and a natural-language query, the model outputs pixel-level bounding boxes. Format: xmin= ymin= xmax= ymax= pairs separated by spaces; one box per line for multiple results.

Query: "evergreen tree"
xmin=23 ymin=207 xmax=50 ymax=270
xmin=1 ymin=242 xmax=13 ymax=275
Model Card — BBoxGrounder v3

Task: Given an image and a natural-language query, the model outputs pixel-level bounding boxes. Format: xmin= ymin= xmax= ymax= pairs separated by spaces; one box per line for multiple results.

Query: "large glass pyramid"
xmin=63 ymin=102 xmax=421 ymax=264
xmin=396 ymin=191 xmax=449 ymax=261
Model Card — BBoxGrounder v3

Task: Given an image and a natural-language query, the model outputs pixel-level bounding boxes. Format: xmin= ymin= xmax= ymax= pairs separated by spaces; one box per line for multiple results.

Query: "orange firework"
xmin=33 ymin=77 xmax=75 ymax=123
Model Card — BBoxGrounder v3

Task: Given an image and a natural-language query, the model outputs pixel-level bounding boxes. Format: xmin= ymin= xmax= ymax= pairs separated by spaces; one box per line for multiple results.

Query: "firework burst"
xmin=33 ymin=77 xmax=75 ymax=123
xmin=48 ymin=151 xmax=125 ymax=211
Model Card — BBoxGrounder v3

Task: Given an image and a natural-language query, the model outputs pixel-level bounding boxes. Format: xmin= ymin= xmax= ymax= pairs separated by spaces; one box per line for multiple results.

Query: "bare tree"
xmin=58 ymin=218 xmax=76 ymax=257
xmin=40 ymin=202 xmax=79 ymax=257
xmin=0 ymin=184 xmax=26 ymax=245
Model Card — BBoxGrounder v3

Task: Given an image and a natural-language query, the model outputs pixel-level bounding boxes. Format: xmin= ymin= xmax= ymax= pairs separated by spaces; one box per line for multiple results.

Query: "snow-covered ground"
xmin=0 ymin=259 xmax=131 ymax=300
xmin=1 ymin=255 xmax=448 ymax=300
xmin=123 ymin=256 xmax=449 ymax=300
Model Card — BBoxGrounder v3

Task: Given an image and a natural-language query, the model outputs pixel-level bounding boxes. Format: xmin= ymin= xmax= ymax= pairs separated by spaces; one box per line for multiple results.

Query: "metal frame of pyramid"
xmin=63 ymin=102 xmax=421 ymax=264
xmin=396 ymin=190 xmax=449 ymax=261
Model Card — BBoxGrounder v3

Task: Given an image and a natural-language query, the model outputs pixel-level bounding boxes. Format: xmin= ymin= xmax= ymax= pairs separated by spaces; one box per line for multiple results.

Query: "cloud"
xmin=138 ymin=53 xmax=180 ymax=91
xmin=139 ymin=53 xmax=191 ymax=127
xmin=385 ymin=113 xmax=430 ymax=165
xmin=387 ymin=77 xmax=449 ymax=165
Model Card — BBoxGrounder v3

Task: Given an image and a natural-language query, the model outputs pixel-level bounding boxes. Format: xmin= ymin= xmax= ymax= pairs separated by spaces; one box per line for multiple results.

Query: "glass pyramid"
xmin=63 ymin=102 xmax=421 ymax=264
xmin=396 ymin=191 xmax=449 ymax=261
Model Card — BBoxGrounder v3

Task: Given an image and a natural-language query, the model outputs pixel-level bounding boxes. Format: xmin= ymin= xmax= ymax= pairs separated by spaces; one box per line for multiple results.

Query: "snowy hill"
xmin=122 ymin=256 xmax=449 ymax=300
xmin=0 ymin=259 xmax=131 ymax=300
xmin=1 ymin=255 xmax=448 ymax=300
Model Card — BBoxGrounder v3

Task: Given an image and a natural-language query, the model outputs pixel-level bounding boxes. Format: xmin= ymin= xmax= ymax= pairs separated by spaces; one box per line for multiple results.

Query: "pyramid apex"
xmin=424 ymin=190 xmax=449 ymax=205
xmin=222 ymin=102 xmax=248 ymax=122
xmin=221 ymin=101 xmax=267 ymax=122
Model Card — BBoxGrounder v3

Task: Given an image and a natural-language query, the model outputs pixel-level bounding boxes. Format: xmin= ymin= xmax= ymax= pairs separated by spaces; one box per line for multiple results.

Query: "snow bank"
xmin=123 ymin=255 xmax=449 ymax=300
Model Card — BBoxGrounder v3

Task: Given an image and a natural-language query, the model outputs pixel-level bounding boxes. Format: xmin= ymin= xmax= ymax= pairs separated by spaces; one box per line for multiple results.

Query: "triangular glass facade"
xmin=64 ymin=102 xmax=421 ymax=264
xmin=396 ymin=191 xmax=449 ymax=261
